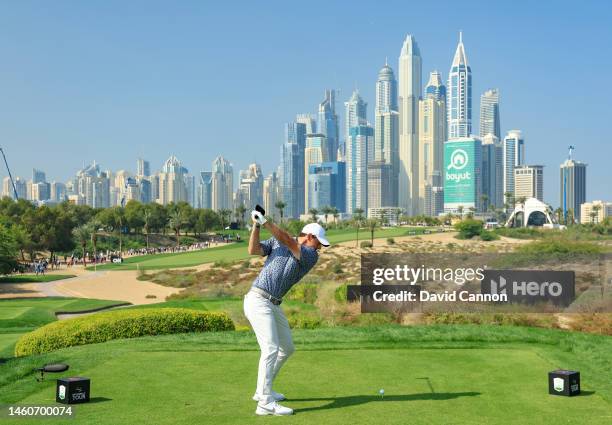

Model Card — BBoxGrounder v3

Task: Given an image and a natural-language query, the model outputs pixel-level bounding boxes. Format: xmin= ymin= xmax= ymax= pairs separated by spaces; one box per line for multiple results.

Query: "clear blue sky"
xmin=0 ymin=0 xmax=610 ymax=206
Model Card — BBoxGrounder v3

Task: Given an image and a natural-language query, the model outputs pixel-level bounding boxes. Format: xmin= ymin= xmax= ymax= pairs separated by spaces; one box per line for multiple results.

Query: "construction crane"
xmin=0 ymin=147 xmax=19 ymax=199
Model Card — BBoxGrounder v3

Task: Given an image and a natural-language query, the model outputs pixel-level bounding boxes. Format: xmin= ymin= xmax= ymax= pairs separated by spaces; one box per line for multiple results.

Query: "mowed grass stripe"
xmin=4 ymin=347 xmax=611 ymax=425
xmin=92 ymin=227 xmax=431 ymax=271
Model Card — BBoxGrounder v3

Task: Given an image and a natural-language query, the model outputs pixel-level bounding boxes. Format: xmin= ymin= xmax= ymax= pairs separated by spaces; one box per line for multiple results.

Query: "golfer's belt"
xmin=250 ymin=287 xmax=283 ymax=305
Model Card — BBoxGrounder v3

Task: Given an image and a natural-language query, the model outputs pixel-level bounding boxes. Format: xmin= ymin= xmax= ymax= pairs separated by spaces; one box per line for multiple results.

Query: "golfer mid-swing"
xmin=244 ymin=207 xmax=329 ymax=416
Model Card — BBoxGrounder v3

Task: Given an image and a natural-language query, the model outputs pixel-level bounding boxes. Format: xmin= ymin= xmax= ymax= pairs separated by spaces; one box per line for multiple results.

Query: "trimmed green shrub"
xmin=454 ymin=219 xmax=484 ymax=239
xmin=387 ymin=237 xmax=395 ymax=245
xmin=15 ymin=308 xmax=234 ymax=356
xmin=479 ymin=230 xmax=500 ymax=241
xmin=360 ymin=241 xmax=372 ymax=248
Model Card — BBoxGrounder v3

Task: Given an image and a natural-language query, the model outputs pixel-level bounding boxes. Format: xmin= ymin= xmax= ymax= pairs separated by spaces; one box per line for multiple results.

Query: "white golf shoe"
xmin=252 ymin=390 xmax=286 ymax=402
xmin=255 ymin=401 xmax=293 ymax=416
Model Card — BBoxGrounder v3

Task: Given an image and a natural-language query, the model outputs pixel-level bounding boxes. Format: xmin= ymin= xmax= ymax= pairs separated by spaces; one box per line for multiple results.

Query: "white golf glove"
xmin=251 ymin=210 xmax=267 ymax=226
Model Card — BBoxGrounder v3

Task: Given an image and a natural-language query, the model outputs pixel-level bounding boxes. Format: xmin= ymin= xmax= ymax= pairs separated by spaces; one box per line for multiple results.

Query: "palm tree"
xmin=457 ymin=205 xmax=464 ymax=218
xmin=554 ymin=207 xmax=563 ymax=224
xmin=308 ymin=208 xmax=319 ymax=223
xmin=219 ymin=209 xmax=232 ymax=230
xmin=168 ymin=210 xmax=184 ymax=247
xmin=88 ymin=220 xmax=101 ymax=270
xmin=353 ymin=208 xmax=365 ymax=248
xmin=467 ymin=207 xmax=476 ymax=218
xmin=321 ymin=205 xmax=332 ymax=225
xmin=480 ymin=194 xmax=489 ymax=213
xmin=114 ymin=207 xmax=126 ymax=254
xmin=394 ymin=208 xmax=402 ymax=226
xmin=504 ymin=191 xmax=515 ymax=212
xmin=444 ymin=212 xmax=454 ymax=226
xmin=331 ymin=207 xmax=339 ymax=227
xmin=235 ymin=205 xmax=247 ymax=229
xmin=275 ymin=201 xmax=286 ymax=224
xmin=366 ymin=218 xmax=379 ymax=245
xmin=72 ymin=224 xmax=90 ymax=268
xmin=143 ymin=210 xmax=152 ymax=249
xmin=592 ymin=204 xmax=601 ymax=224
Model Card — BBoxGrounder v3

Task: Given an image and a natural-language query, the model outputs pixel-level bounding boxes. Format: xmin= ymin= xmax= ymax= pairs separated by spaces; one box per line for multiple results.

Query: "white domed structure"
xmin=505 ymin=198 xmax=565 ymax=229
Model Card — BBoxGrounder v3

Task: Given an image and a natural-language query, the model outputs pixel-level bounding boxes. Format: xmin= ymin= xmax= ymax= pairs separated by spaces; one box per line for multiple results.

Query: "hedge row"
xmin=15 ymin=308 xmax=234 ymax=356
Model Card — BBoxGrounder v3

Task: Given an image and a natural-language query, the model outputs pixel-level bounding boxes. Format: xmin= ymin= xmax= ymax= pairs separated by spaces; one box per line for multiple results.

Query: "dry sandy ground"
xmin=333 ymin=230 xmax=527 ymax=257
xmin=1 ymin=232 xmax=527 ymax=304
xmin=0 ymin=266 xmax=180 ymax=305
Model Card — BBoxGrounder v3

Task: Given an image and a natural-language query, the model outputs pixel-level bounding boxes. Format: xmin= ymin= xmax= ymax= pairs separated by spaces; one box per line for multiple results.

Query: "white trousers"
xmin=243 ymin=290 xmax=295 ymax=405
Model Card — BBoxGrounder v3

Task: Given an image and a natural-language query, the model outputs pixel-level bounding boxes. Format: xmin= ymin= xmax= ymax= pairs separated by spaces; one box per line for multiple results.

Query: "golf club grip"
xmin=255 ymin=205 xmax=265 ymax=216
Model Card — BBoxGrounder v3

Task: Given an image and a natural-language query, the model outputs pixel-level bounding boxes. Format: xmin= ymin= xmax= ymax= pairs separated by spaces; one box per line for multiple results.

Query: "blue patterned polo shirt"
xmin=251 ymin=237 xmax=319 ymax=299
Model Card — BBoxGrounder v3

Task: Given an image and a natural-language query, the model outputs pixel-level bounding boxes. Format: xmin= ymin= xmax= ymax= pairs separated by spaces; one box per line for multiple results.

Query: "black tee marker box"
xmin=56 ymin=377 xmax=90 ymax=404
xmin=548 ymin=370 xmax=580 ymax=396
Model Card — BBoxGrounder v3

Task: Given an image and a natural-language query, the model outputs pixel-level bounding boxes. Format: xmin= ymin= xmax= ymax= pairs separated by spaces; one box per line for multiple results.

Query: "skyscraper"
xmin=75 ymin=161 xmax=110 ymax=208
xmin=344 ymin=90 xmax=367 ymax=143
xmin=367 ymin=161 xmax=393 ymax=216
xmin=318 ymin=90 xmax=339 ymax=161
xmin=198 ymin=171 xmax=213 ymax=209
xmin=374 ymin=61 xmax=399 ymax=206
xmin=137 ymin=158 xmax=150 ymax=177
xmin=236 ymin=163 xmax=264 ymax=211
xmin=296 ymin=114 xmax=317 ymax=134
xmin=398 ymin=34 xmax=422 ymax=215
xmin=307 ymin=162 xmax=346 ymax=213
xmin=211 ymin=156 xmax=233 ymax=211
xmin=481 ymin=133 xmax=503 ymax=210
xmin=304 ymin=133 xmax=328 ymax=211
xmin=514 ymin=165 xmax=544 ymax=201
xmin=502 ymin=130 xmax=525 ymax=200
xmin=418 ymin=70 xmax=447 ymax=215
xmin=263 ymin=171 xmax=280 ymax=221
xmin=281 ymin=122 xmax=306 ymax=219
xmin=32 ymin=169 xmax=46 ymax=184
xmin=560 ymin=159 xmax=587 ymax=222
xmin=480 ymin=89 xmax=501 ymax=139
xmin=157 ymin=155 xmax=188 ymax=205
xmin=346 ymin=125 xmax=374 ymax=214
xmin=447 ymin=32 xmax=472 ymax=139
xmin=49 ymin=182 xmax=66 ymax=202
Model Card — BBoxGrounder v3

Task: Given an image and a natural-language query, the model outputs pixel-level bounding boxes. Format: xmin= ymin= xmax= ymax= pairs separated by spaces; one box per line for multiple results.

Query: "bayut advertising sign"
xmin=444 ymin=138 xmax=480 ymax=210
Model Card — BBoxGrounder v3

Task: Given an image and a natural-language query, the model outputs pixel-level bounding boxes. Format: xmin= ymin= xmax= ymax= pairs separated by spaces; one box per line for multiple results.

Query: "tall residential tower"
xmin=374 ymin=61 xmax=399 ymax=206
xmin=447 ymin=32 xmax=472 ymax=139
xmin=398 ymin=35 xmax=422 ymax=215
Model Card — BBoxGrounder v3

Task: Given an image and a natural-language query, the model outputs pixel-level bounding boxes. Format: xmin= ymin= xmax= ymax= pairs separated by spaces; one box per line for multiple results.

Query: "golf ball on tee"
xmin=379 ymin=389 xmax=384 ymax=395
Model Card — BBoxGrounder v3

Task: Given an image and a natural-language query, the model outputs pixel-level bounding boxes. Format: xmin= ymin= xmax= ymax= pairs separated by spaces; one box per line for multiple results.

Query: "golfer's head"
xmin=299 ymin=223 xmax=330 ymax=251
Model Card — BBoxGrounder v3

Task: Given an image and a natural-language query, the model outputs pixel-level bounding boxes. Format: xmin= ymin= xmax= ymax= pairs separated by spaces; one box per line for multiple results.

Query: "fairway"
xmin=0 ymin=298 xmax=129 ymax=358
xmin=1 ymin=326 xmax=610 ymax=424
xmin=91 ymin=227 xmax=430 ymax=271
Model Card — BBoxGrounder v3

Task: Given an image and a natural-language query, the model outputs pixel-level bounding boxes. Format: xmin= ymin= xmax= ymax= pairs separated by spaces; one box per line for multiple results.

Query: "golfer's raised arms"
xmin=262 ymin=222 xmax=301 ymax=260
xmin=248 ymin=221 xmax=264 ymax=256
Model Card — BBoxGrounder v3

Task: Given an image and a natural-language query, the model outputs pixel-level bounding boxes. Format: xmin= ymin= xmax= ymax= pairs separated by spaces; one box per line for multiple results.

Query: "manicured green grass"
xmin=91 ymin=227 xmax=431 ymax=271
xmin=0 ymin=298 xmax=128 ymax=358
xmin=0 ymin=325 xmax=610 ymax=424
xmin=0 ymin=275 xmax=76 ymax=284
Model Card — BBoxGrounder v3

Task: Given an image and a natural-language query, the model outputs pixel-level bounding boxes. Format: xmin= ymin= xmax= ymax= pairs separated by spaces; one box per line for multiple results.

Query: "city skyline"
xmin=0 ymin=1 xmax=609 ymax=206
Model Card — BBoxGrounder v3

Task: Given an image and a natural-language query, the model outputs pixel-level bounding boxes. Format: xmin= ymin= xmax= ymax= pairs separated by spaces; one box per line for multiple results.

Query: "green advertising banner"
xmin=444 ymin=139 xmax=479 ymax=210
